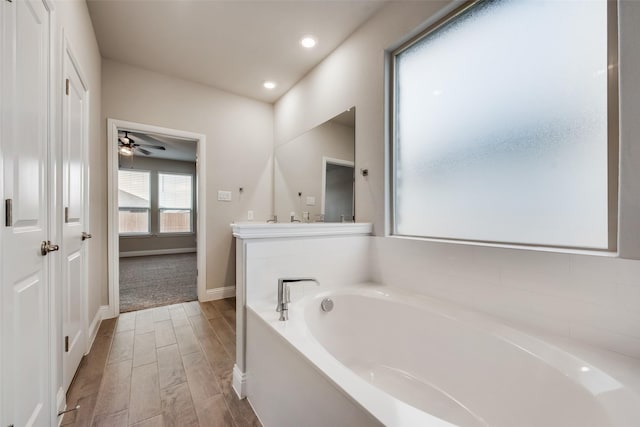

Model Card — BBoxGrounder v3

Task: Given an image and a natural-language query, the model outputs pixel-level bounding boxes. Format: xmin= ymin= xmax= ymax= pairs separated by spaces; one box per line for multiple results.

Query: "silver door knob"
xmin=41 ymin=240 xmax=60 ymax=256
xmin=81 ymin=232 xmax=92 ymax=241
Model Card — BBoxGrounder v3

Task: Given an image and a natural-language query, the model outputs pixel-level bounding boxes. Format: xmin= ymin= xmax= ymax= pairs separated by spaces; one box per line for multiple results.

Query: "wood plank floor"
xmin=63 ymin=298 xmax=261 ymax=427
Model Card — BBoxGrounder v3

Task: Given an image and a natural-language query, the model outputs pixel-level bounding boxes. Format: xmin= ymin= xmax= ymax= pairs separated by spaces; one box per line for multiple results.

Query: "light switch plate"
xmin=218 ymin=190 xmax=232 ymax=201
xmin=306 ymin=196 xmax=315 ymax=206
xmin=247 ymin=210 xmax=254 ymax=220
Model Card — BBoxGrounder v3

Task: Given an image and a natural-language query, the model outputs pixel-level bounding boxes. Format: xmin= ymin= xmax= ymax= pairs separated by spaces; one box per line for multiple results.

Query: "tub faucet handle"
xmin=276 ymin=277 xmax=320 ymax=321
xmin=284 ymin=285 xmax=291 ymax=304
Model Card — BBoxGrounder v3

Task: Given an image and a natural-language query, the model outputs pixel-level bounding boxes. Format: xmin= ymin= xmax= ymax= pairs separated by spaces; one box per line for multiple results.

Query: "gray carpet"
xmin=119 ymin=253 xmax=197 ymax=313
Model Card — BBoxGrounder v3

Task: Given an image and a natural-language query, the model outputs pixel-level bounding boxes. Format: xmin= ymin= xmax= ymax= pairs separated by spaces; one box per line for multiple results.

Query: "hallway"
xmin=62 ymin=299 xmax=259 ymax=426
xmin=119 ymin=254 xmax=198 ymax=313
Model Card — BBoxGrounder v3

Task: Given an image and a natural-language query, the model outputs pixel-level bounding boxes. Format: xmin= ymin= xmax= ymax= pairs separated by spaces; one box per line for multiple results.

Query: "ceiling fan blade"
xmin=129 ymin=132 xmax=171 ymax=147
xmin=137 ymin=144 xmax=166 ymax=150
xmin=137 ymin=147 xmax=152 ymax=155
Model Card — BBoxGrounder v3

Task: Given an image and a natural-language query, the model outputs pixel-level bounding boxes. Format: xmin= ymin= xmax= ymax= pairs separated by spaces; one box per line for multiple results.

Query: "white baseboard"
xmin=119 ymin=247 xmax=197 ymax=258
xmin=202 ymin=286 xmax=236 ymax=302
xmin=86 ymin=305 xmax=111 ymax=354
xmin=232 ymin=364 xmax=247 ymax=399
xmin=56 ymin=386 xmax=66 ymax=425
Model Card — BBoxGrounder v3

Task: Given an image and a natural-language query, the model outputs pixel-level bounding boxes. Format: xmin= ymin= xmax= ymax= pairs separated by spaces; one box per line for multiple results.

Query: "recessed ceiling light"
xmin=263 ymin=81 xmax=276 ymax=89
xmin=300 ymin=35 xmax=317 ymax=49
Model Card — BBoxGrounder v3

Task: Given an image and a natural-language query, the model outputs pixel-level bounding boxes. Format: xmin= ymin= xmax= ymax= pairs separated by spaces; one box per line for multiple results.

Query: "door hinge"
xmin=64 ymin=207 xmax=69 ymax=223
xmin=65 ymin=78 xmax=69 ymax=95
xmin=64 ymin=336 xmax=69 ymax=352
xmin=4 ymin=199 xmax=12 ymax=227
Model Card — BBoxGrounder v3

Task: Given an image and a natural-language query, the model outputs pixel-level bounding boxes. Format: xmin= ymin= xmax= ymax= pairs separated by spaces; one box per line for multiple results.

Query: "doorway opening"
xmin=107 ymin=120 xmax=207 ymax=315
xmin=321 ymin=157 xmax=355 ymax=222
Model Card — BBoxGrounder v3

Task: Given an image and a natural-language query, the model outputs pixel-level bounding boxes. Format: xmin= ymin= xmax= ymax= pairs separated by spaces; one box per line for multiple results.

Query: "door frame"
xmin=60 ymin=30 xmax=90 ymax=388
xmin=107 ymin=119 xmax=207 ymax=316
xmin=320 ymin=156 xmax=355 ymax=217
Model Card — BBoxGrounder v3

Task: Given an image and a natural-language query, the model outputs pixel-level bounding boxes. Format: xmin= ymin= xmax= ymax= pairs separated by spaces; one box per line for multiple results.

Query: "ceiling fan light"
xmin=119 ymin=145 xmax=134 ymax=156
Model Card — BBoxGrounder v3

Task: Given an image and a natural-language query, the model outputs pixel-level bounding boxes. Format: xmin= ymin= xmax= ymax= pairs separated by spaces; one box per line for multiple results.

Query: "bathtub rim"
xmin=247 ymin=282 xmax=640 ymax=427
xmin=246 ymin=301 xmax=458 ymax=426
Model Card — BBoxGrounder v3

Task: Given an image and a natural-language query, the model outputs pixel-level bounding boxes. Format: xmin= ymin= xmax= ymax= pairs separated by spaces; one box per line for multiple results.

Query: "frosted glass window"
xmin=393 ymin=0 xmax=611 ymax=249
xmin=159 ymin=173 xmax=193 ymax=233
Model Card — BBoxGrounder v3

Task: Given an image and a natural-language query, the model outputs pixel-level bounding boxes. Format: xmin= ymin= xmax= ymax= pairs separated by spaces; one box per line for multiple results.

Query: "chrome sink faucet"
xmin=276 ymin=277 xmax=319 ymax=321
xmin=266 ymin=214 xmax=278 ymax=223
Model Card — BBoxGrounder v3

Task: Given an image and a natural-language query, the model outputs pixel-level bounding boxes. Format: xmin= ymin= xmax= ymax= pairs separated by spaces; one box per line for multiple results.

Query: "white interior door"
xmin=322 ymin=158 xmax=355 ymax=222
xmin=1 ymin=0 xmax=52 ymax=425
xmin=61 ymin=44 xmax=89 ymax=392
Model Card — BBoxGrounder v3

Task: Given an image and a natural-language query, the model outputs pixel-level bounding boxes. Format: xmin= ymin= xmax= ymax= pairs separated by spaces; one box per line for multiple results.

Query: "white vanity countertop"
xmin=231 ymin=222 xmax=373 ymax=239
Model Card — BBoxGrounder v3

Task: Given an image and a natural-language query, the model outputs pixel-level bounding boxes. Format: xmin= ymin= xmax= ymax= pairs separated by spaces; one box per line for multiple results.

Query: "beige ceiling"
xmin=87 ymin=0 xmax=386 ymax=103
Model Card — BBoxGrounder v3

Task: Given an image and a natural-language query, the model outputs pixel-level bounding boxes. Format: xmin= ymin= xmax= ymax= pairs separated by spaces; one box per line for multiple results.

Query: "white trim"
xmin=86 ymin=305 xmax=111 ymax=354
xmin=108 ymin=119 xmax=207 ymax=316
xmin=234 ymin=240 xmax=247 ymax=377
xmin=320 ymin=156 xmax=355 ymax=216
xmin=47 ymin=9 xmax=57 ymax=427
xmin=119 ymin=247 xmax=197 ymax=258
xmin=0 ymin=2 xmax=5 ymax=424
xmin=202 ymin=286 xmax=236 ymax=302
xmin=42 ymin=0 xmax=56 ymax=12
xmin=231 ymin=222 xmax=372 ymax=239
xmin=232 ymin=364 xmax=248 ymax=399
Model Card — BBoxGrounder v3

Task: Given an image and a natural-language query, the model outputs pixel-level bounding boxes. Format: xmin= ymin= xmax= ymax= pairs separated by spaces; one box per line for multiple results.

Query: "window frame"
xmin=157 ymin=171 xmax=194 ymax=235
xmin=118 ymin=168 xmax=152 ymax=236
xmin=388 ymin=0 xmax=619 ymax=252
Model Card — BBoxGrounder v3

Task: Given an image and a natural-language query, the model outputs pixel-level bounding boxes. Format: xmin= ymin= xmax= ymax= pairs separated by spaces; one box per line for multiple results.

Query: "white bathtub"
xmin=246 ymin=284 xmax=640 ymax=427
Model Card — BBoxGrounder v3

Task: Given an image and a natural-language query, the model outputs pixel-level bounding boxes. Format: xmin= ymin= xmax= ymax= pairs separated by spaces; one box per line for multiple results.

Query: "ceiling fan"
xmin=118 ymin=131 xmax=167 ymax=156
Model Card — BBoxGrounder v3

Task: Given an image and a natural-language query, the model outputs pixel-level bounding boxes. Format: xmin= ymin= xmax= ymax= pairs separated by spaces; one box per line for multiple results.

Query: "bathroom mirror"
xmin=274 ymin=108 xmax=355 ymax=222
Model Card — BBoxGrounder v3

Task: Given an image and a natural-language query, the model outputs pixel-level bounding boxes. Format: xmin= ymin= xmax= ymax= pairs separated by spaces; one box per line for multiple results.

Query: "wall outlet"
xmin=217 ymin=190 xmax=232 ymax=201
xmin=247 ymin=210 xmax=254 ymax=221
xmin=306 ymin=196 xmax=315 ymax=206
xmin=302 ymin=211 xmax=309 ymax=221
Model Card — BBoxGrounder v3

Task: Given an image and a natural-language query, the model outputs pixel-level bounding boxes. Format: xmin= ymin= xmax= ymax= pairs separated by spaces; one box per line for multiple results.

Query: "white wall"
xmin=245 ymin=236 xmax=371 ymax=305
xmin=274 ymin=1 xmax=454 ymax=231
xmin=274 ymin=1 xmax=640 ymax=358
xmin=102 ymin=59 xmax=274 ymax=293
xmin=618 ymin=0 xmax=640 ymax=259
xmin=372 ymin=238 xmax=640 ymax=358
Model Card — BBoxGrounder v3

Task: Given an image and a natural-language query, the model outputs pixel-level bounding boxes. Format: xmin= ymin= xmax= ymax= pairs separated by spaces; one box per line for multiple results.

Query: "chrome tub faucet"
xmin=276 ymin=277 xmax=319 ymax=321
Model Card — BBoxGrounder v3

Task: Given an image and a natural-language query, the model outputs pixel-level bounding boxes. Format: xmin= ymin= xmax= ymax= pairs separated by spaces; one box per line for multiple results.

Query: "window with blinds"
xmin=118 ymin=170 xmax=151 ymax=234
xmin=159 ymin=173 xmax=193 ymax=233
